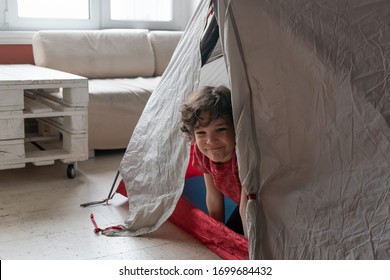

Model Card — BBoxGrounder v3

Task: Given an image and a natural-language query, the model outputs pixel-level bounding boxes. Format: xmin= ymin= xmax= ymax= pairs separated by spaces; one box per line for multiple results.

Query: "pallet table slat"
xmin=0 ymin=64 xmax=88 ymax=176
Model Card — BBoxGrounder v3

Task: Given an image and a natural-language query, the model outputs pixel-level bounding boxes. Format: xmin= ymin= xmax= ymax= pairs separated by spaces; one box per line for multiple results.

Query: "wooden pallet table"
xmin=0 ymin=64 xmax=88 ymax=178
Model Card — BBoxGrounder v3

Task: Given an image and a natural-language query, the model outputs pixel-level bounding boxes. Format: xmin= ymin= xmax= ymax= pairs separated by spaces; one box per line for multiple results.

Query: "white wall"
xmin=0 ymin=0 xmax=6 ymax=30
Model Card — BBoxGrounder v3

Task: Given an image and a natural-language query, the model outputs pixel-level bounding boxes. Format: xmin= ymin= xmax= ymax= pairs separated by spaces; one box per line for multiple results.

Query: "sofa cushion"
xmin=32 ymin=29 xmax=155 ymax=79
xmin=148 ymin=31 xmax=183 ymax=76
xmin=87 ymin=77 xmax=161 ymax=149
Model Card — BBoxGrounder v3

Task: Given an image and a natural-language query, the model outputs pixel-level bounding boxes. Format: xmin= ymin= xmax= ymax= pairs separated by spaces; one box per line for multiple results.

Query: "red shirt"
xmin=192 ymin=143 xmax=242 ymax=204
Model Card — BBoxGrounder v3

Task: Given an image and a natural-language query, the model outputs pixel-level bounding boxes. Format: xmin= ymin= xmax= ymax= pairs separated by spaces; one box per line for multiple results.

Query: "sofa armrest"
xmin=148 ymin=31 xmax=183 ymax=76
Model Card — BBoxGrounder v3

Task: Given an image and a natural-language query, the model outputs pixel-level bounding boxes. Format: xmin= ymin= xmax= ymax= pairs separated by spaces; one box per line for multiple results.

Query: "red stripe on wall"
xmin=0 ymin=45 xmax=35 ymax=64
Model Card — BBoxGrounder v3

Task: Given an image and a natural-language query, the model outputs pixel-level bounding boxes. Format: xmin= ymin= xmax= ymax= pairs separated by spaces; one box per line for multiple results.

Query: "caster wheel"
xmin=67 ymin=163 xmax=77 ymax=179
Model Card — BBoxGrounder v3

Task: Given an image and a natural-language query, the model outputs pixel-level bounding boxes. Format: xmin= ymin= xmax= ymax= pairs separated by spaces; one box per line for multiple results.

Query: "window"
xmin=16 ymin=0 xmax=89 ymax=19
xmin=3 ymin=0 xmax=194 ymax=31
xmin=110 ymin=0 xmax=172 ymax=21
xmin=101 ymin=0 xmax=189 ymax=30
xmin=6 ymin=0 xmax=98 ymax=30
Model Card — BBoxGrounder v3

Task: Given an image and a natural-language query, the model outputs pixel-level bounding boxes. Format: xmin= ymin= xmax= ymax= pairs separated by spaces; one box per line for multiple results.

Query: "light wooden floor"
xmin=0 ymin=150 xmax=220 ymax=260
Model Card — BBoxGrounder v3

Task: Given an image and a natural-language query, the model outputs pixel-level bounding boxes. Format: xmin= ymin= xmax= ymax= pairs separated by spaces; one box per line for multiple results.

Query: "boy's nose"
xmin=206 ymin=134 xmax=217 ymax=144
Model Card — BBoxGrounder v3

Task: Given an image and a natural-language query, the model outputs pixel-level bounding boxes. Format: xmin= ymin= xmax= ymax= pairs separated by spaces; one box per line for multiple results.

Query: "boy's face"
xmin=194 ymin=112 xmax=235 ymax=163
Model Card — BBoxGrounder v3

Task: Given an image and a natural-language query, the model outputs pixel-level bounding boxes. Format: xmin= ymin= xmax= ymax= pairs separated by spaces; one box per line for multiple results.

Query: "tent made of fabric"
xmin=117 ymin=0 xmax=390 ymax=259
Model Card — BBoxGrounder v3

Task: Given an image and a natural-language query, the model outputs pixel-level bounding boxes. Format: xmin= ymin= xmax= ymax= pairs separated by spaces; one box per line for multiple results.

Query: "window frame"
xmin=4 ymin=0 xmax=191 ymax=31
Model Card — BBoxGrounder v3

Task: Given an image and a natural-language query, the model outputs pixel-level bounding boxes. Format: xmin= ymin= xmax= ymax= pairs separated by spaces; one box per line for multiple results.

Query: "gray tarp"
xmin=118 ymin=0 xmax=208 ymax=236
xmin=119 ymin=0 xmax=390 ymax=259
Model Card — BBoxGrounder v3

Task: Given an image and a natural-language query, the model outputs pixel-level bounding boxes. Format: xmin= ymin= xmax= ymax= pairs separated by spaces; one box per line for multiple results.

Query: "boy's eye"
xmin=195 ymin=131 xmax=206 ymax=135
xmin=217 ymin=127 xmax=228 ymax=132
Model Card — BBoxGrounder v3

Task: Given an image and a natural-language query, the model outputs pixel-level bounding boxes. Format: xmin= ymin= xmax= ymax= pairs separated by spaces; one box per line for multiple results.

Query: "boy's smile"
xmin=194 ymin=113 xmax=235 ymax=163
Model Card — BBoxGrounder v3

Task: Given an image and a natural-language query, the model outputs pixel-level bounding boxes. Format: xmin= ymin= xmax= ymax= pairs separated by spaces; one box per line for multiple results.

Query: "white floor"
xmin=0 ymin=150 xmax=221 ymax=260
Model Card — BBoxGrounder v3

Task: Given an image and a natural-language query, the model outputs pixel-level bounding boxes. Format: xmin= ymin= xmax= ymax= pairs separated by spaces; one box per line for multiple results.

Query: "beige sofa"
xmin=32 ymin=29 xmax=182 ymax=152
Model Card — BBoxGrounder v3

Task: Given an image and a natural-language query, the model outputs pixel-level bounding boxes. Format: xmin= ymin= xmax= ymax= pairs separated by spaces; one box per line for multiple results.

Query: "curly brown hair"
xmin=180 ymin=85 xmax=233 ymax=140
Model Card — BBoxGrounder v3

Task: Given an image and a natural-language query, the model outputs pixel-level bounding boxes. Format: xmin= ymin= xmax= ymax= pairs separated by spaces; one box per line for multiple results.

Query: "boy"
xmin=180 ymin=85 xmax=248 ymax=237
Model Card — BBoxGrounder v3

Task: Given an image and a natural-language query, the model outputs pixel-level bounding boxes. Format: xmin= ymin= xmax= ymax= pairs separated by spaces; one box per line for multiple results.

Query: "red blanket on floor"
xmin=116 ymin=147 xmax=248 ymax=260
